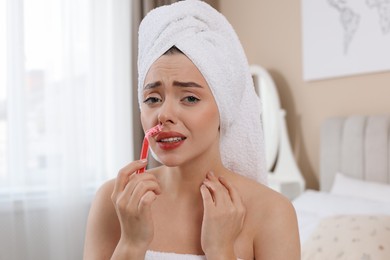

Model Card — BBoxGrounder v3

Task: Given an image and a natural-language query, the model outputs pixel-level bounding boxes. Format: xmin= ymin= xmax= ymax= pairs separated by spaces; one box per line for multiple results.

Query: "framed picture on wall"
xmin=301 ymin=0 xmax=390 ymax=81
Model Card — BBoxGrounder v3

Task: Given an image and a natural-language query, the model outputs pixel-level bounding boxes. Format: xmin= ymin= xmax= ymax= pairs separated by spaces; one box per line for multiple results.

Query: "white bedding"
xmin=293 ymin=190 xmax=390 ymax=244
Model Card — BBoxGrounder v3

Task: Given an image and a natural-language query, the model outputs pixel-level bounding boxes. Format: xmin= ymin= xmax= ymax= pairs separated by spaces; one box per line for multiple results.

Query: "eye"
xmin=143 ymin=96 xmax=162 ymax=105
xmin=182 ymin=95 xmax=200 ymax=104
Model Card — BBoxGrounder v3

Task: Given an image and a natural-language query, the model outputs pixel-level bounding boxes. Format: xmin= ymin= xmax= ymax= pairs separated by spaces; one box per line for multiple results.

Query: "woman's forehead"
xmin=144 ymin=54 xmax=209 ymax=89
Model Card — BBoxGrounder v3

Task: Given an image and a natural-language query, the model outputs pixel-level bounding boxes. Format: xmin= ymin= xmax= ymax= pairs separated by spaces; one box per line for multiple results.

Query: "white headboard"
xmin=320 ymin=115 xmax=390 ymax=191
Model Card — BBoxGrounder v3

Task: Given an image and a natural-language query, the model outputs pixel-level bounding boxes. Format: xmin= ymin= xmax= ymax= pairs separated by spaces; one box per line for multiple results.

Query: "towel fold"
xmin=145 ymin=250 xmax=244 ymax=260
xmin=138 ymin=0 xmax=267 ymax=184
xmin=145 ymin=250 xmax=206 ymax=260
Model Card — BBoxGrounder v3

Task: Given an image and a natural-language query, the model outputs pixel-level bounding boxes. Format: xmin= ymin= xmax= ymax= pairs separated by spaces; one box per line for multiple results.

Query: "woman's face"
xmin=141 ymin=53 xmax=220 ymax=167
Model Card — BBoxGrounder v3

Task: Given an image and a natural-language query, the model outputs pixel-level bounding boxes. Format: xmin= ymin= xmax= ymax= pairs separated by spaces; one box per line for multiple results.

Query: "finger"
xmin=126 ymin=172 xmax=160 ymax=196
xmin=203 ymin=172 xmax=229 ymax=206
xmin=112 ymin=160 xmax=148 ymax=198
xmin=130 ymin=178 xmax=162 ymax=197
xmin=128 ymin=179 xmax=161 ymax=213
xmin=114 ymin=177 xmax=160 ymax=217
xmin=219 ymin=176 xmax=246 ymax=222
xmin=200 ymin=184 xmax=215 ymax=209
xmin=138 ymin=191 xmax=157 ymax=216
xmin=218 ymin=176 xmax=241 ymax=204
xmin=206 ymin=171 xmax=218 ymax=181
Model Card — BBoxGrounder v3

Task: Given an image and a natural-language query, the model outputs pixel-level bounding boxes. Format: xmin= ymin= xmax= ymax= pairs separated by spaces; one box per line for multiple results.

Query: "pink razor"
xmin=137 ymin=124 xmax=162 ymax=174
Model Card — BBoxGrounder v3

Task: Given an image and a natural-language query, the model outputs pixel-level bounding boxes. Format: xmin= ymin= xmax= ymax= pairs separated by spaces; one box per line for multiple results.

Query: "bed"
xmin=293 ymin=115 xmax=390 ymax=259
xmin=250 ymin=66 xmax=390 ymax=259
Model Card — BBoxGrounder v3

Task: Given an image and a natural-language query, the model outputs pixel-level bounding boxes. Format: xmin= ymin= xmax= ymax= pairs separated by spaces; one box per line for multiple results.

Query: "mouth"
xmin=155 ymin=132 xmax=187 ymax=150
xmin=158 ymin=136 xmax=187 ymax=143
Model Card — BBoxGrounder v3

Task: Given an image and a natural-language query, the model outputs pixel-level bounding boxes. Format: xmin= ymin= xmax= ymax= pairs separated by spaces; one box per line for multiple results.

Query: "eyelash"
xmin=182 ymin=96 xmax=200 ymax=104
xmin=143 ymin=95 xmax=201 ymax=105
xmin=143 ymin=97 xmax=161 ymax=104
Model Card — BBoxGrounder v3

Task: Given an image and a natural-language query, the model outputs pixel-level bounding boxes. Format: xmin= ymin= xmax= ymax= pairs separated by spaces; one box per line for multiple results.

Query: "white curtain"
xmin=0 ymin=0 xmax=133 ymax=259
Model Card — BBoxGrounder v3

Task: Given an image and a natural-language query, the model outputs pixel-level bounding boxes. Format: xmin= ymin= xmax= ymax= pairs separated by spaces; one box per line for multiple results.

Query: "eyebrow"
xmin=143 ymin=80 xmax=204 ymax=90
xmin=144 ymin=81 xmax=161 ymax=90
xmin=172 ymin=81 xmax=204 ymax=89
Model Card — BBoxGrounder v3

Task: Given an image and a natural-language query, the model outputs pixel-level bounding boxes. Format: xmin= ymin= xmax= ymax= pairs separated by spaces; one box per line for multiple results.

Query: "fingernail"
xmin=202 ymin=180 xmax=209 ymax=186
xmin=140 ymin=159 xmax=148 ymax=163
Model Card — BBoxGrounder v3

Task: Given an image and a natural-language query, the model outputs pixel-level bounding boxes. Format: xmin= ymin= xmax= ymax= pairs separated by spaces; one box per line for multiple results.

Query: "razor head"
xmin=145 ymin=124 xmax=162 ymax=138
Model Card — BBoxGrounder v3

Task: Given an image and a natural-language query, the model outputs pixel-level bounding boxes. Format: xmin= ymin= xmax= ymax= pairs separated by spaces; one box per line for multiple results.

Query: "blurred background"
xmin=1 ymin=0 xmax=389 ymax=259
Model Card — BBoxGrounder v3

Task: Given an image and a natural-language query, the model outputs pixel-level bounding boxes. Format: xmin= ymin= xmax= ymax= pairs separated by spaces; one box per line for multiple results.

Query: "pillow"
xmin=302 ymin=215 xmax=390 ymax=260
xmin=330 ymin=173 xmax=390 ymax=203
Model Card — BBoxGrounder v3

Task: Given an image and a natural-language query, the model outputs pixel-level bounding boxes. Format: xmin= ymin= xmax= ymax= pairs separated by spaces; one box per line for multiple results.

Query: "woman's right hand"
xmin=111 ymin=160 xmax=161 ymax=254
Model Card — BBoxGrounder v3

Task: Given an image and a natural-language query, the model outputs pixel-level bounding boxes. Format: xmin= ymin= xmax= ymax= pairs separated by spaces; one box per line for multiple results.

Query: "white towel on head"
xmin=138 ymin=0 xmax=267 ymax=184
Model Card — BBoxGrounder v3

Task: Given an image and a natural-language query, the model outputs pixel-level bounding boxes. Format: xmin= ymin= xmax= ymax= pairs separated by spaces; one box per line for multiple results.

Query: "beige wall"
xmin=219 ymin=0 xmax=390 ymax=189
xmin=205 ymin=0 xmax=219 ymax=9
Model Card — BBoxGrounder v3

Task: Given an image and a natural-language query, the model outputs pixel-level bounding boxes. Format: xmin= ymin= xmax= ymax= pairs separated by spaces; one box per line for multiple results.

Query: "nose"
xmin=157 ymin=98 xmax=177 ymax=125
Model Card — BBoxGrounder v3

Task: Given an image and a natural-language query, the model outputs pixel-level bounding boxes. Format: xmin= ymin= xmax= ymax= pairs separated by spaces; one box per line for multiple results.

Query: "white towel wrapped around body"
xmin=138 ymin=0 xmax=267 ymax=184
xmin=145 ymin=250 xmax=244 ymax=260
xmin=145 ymin=250 xmax=206 ymax=260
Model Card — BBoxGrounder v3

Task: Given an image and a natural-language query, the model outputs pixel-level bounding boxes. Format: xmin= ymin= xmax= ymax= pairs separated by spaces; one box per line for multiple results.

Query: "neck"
xmin=159 ymin=149 xmax=228 ymax=200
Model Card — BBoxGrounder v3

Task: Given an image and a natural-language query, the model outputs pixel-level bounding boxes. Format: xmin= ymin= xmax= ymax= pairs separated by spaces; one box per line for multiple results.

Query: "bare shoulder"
xmin=89 ymin=179 xmax=117 ymax=220
xmin=228 ymin=174 xmax=301 ymax=259
xmin=227 ymin=173 xmax=294 ymax=214
xmin=91 ymin=178 xmax=118 ymax=226
xmin=84 ymin=179 xmax=120 ymax=260
xmin=94 ymin=178 xmax=116 ymax=202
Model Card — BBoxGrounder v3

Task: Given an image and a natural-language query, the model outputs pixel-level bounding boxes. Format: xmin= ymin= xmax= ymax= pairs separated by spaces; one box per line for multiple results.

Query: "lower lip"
xmin=157 ymin=139 xmax=185 ymax=151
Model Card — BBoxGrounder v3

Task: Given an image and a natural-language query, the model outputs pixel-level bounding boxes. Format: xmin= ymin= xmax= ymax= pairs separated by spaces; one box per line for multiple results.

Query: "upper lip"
xmin=155 ymin=131 xmax=187 ymax=142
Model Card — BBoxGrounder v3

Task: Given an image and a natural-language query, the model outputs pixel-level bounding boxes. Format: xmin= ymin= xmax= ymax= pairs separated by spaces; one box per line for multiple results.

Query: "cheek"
xmin=140 ymin=111 xmax=152 ymax=131
xmin=196 ymin=105 xmax=220 ymax=131
xmin=210 ymin=103 xmax=220 ymax=127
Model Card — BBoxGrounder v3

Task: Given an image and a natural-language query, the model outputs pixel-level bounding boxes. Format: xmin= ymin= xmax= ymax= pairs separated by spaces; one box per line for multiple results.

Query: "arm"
xmin=83 ymin=179 xmax=121 ymax=260
xmin=83 ymin=160 xmax=161 ymax=260
xmin=253 ymin=193 xmax=301 ymax=260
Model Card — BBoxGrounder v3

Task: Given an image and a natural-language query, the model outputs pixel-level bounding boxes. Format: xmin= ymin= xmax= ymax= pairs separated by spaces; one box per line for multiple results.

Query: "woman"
xmin=84 ymin=1 xmax=300 ymax=259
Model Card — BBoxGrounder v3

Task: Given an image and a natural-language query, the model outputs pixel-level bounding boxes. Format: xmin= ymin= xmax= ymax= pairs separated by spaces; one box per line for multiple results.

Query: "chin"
xmin=159 ymin=159 xmax=182 ymax=167
xmin=162 ymin=163 xmax=179 ymax=168
xmin=156 ymin=155 xmax=185 ymax=167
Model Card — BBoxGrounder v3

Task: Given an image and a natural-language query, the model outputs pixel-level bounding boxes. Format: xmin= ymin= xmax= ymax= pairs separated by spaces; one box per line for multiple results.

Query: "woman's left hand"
xmin=200 ymin=172 xmax=246 ymax=259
